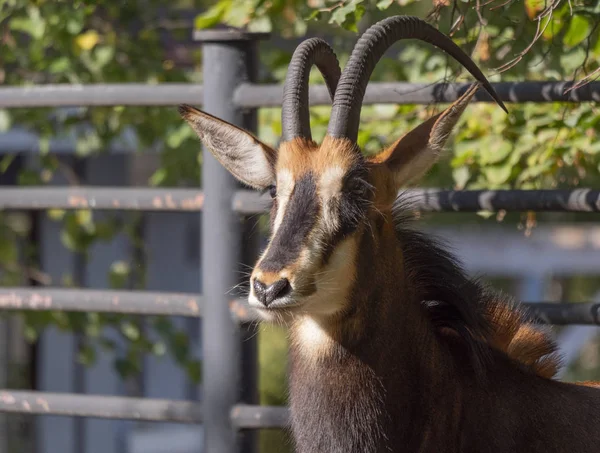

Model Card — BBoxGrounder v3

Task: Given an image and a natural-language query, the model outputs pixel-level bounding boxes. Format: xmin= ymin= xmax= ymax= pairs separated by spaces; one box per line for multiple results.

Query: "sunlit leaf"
xmin=0 ymin=110 xmax=11 ymax=132
xmin=564 ymin=15 xmax=591 ymax=48
xmin=194 ymin=0 xmax=233 ymax=30
xmin=306 ymin=10 xmax=321 ymax=21
xmin=94 ymin=46 xmax=115 ymax=68
xmin=525 ymin=0 xmax=545 ymax=20
xmin=452 ymin=166 xmax=471 ymax=189
xmin=0 ymin=154 xmax=15 ymax=173
xmin=47 ymin=209 xmax=66 ymax=221
xmin=76 ymin=30 xmax=100 ymax=50
xmin=121 ymin=322 xmax=140 ymax=341
xmin=330 ymin=0 xmax=364 ymax=32
xmin=78 ymin=343 xmax=97 ymax=366
xmin=482 ymin=163 xmax=513 ymax=185
xmin=376 ymin=0 xmax=394 ymax=10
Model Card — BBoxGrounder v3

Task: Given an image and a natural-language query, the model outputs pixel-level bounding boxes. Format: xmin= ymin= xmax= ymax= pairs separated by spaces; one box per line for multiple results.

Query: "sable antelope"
xmin=181 ymin=15 xmax=600 ymax=453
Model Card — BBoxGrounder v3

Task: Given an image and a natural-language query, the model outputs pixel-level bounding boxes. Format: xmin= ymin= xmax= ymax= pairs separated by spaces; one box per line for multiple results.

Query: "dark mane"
xmin=392 ymin=193 xmax=562 ymax=379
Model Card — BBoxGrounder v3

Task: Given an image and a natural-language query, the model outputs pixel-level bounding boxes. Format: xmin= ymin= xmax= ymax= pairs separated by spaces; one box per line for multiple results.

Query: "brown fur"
xmin=484 ymin=299 xmax=562 ymax=379
xmin=282 ymin=138 xmax=600 ymax=452
xmin=288 ymin=204 xmax=600 ymax=453
xmin=277 ymin=136 xmax=361 ymax=178
xmin=180 ymin=87 xmax=600 ymax=453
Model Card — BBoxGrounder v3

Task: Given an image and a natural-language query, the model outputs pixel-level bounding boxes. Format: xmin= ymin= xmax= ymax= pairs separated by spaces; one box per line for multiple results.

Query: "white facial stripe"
xmin=319 ymin=166 xmax=345 ymax=199
xmin=292 ymin=236 xmax=358 ymax=362
xmin=272 ymin=169 xmax=294 ymax=234
xmin=303 ymin=236 xmax=356 ymax=316
xmin=319 ymin=166 xmax=345 ymax=232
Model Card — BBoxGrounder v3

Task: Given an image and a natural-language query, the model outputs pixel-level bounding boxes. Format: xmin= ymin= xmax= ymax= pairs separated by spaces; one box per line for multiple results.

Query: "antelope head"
xmin=180 ymin=16 xmax=506 ymax=322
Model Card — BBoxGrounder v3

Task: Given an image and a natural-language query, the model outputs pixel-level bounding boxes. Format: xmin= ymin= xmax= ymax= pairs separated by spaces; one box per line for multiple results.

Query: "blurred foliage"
xmin=1 ymin=0 xmax=599 ymax=397
xmin=212 ymin=0 xmax=600 ymax=192
xmin=0 ymin=0 xmax=203 ymax=383
xmin=258 ymin=325 xmax=291 ymax=452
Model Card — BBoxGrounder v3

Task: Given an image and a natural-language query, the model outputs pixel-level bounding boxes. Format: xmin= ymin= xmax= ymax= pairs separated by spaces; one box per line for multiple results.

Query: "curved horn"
xmin=282 ymin=38 xmax=341 ymax=142
xmin=327 ymin=15 xmax=507 ymax=142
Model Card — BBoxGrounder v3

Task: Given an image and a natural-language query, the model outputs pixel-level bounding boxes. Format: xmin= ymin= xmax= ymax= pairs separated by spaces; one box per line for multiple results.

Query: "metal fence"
xmin=0 ymin=28 xmax=599 ymax=453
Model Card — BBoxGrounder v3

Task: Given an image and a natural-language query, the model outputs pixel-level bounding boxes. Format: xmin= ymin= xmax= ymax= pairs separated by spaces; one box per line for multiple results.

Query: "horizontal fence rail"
xmin=0 ymin=391 xmax=202 ymax=423
xmin=410 ymin=189 xmax=600 ymax=213
xmin=0 ymin=288 xmax=203 ymax=317
xmin=231 ymin=405 xmax=289 ymax=429
xmin=0 ymin=84 xmax=203 ymax=108
xmin=1 ymin=187 xmax=598 ymax=212
xmin=526 ymin=302 xmax=600 ymax=326
xmin=0 ymin=288 xmax=254 ymax=321
xmin=233 ymin=189 xmax=600 ymax=214
xmin=0 ymin=391 xmax=288 ymax=427
xmin=0 ymin=187 xmax=203 ymax=211
xmin=1 ymin=81 xmax=599 ymax=108
xmin=0 ymin=288 xmax=596 ymax=325
xmin=235 ymin=81 xmax=600 ymax=107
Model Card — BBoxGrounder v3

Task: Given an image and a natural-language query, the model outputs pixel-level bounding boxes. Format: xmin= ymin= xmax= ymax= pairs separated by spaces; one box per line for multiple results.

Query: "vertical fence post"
xmin=195 ymin=28 xmax=268 ymax=453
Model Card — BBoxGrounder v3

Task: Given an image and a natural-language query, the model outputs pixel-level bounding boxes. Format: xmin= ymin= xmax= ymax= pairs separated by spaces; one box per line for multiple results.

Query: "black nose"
xmin=253 ymin=278 xmax=291 ymax=307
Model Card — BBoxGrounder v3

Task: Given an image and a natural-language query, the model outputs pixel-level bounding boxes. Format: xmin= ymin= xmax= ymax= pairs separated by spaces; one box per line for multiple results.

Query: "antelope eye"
xmin=268 ymin=185 xmax=277 ymax=199
xmin=347 ymin=179 xmax=366 ymax=197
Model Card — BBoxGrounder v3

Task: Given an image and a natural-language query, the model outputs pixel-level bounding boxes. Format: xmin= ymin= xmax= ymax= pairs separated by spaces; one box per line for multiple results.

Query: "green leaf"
xmin=0 ymin=236 xmax=17 ymax=263
xmin=0 ymin=110 xmax=11 ymax=132
xmin=169 ymin=331 xmax=190 ymax=364
xmin=47 ymin=209 xmax=66 ymax=221
xmin=75 ymin=30 xmax=100 ymax=50
xmin=525 ymin=0 xmax=545 ymax=19
xmin=60 ymin=228 xmax=78 ymax=252
xmin=480 ymin=141 xmax=513 ymax=165
xmin=66 ymin=18 xmax=84 ymax=34
xmin=149 ymin=168 xmax=167 ymax=186
xmin=587 ymin=141 xmax=600 ymax=155
xmin=564 ymin=15 xmax=591 ymax=47
xmin=121 ymin=322 xmax=140 ymax=341
xmin=194 ymin=1 xmax=233 ymax=30
xmin=248 ymin=15 xmax=272 ymax=33
xmin=186 ymin=360 xmax=202 ymax=383
xmin=330 ymin=0 xmax=365 ymax=32
xmin=482 ymin=163 xmax=513 ymax=185
xmin=78 ymin=343 xmax=97 ymax=366
xmin=152 ymin=342 xmax=167 ymax=356
xmin=306 ymin=10 xmax=321 ymax=21
xmin=76 ymin=209 xmax=93 ymax=228
xmin=376 ymin=0 xmax=394 ymax=10
xmin=48 ymin=57 xmax=71 ymax=74
xmin=24 ymin=326 xmax=39 ymax=343
xmin=153 ymin=317 xmax=172 ymax=334
xmin=452 ymin=166 xmax=471 ymax=189
xmin=109 ymin=261 xmax=131 ymax=289
xmin=94 ymin=46 xmax=115 ymax=69
xmin=10 ymin=7 xmax=45 ymax=39
xmin=0 ymin=154 xmax=16 ymax=173
xmin=115 ymin=358 xmax=138 ymax=379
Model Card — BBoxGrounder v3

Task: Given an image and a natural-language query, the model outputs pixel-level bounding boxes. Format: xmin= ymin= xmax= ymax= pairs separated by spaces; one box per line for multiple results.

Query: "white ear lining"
xmin=383 ymin=85 xmax=479 ymax=188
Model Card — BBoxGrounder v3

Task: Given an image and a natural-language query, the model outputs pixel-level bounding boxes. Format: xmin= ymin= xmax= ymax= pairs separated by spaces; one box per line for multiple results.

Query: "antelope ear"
xmin=371 ymin=84 xmax=479 ymax=190
xmin=179 ymin=104 xmax=277 ymax=190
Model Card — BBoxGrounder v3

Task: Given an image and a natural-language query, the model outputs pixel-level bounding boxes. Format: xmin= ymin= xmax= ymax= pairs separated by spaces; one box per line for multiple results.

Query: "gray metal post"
xmin=195 ymin=29 xmax=268 ymax=453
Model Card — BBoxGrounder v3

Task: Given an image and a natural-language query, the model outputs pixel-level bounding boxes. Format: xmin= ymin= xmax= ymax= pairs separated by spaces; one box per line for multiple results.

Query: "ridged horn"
xmin=282 ymin=38 xmax=341 ymax=142
xmin=327 ymin=15 xmax=507 ymax=142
